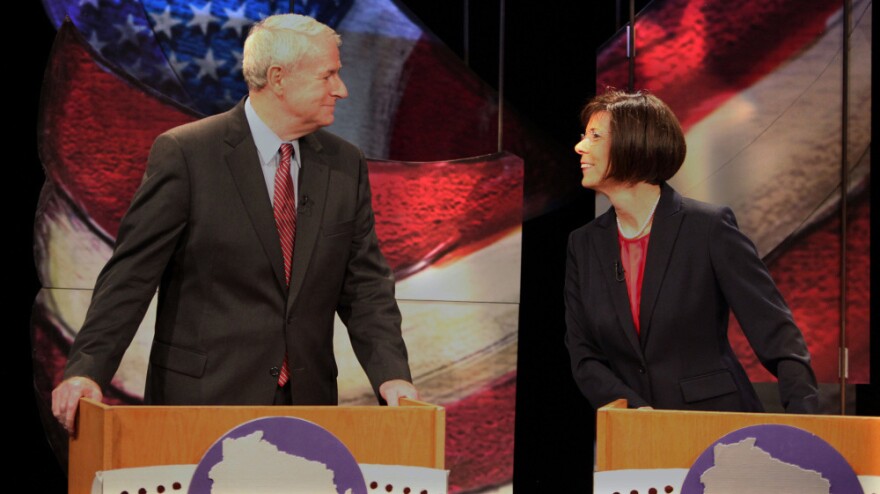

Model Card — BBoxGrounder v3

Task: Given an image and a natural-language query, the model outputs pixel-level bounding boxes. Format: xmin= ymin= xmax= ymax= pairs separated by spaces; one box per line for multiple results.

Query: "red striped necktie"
xmin=273 ymin=143 xmax=296 ymax=387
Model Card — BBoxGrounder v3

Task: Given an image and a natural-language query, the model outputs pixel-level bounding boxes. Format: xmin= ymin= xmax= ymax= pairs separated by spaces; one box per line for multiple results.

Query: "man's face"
xmin=278 ymin=35 xmax=348 ymax=132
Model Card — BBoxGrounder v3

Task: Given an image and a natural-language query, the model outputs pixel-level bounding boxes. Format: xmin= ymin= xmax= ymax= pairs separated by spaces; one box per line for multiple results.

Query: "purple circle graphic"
xmin=189 ymin=416 xmax=367 ymax=494
xmin=681 ymin=424 xmax=862 ymax=494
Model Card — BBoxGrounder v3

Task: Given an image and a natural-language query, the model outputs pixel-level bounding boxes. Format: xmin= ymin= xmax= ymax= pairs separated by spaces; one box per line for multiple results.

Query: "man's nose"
xmin=333 ymin=77 xmax=349 ymax=99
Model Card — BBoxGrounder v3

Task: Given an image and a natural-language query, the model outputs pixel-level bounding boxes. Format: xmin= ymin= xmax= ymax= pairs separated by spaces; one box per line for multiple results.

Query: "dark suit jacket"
xmin=64 ymin=100 xmax=412 ymax=405
xmin=564 ymin=183 xmax=817 ymax=413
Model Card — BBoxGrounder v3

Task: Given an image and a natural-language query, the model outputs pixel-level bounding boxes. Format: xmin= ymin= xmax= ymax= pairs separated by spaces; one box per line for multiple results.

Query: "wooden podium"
xmin=69 ymin=398 xmax=445 ymax=494
xmin=596 ymin=399 xmax=879 ymax=474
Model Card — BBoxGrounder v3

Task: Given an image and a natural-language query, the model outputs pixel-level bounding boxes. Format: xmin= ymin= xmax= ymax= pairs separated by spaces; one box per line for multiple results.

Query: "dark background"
xmin=20 ymin=1 xmax=876 ymax=492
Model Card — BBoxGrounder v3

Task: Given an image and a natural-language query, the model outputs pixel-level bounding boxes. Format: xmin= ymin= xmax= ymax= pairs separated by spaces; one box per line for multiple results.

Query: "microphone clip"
xmin=299 ymin=195 xmax=312 ymax=217
xmin=614 ymin=262 xmax=626 ymax=282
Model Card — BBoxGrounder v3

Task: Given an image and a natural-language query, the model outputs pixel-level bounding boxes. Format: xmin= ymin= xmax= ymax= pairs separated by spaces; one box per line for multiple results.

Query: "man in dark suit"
xmin=52 ymin=14 xmax=417 ymax=432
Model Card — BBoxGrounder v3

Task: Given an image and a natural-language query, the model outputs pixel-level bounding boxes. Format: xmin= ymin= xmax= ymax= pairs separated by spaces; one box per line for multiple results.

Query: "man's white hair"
xmin=242 ymin=14 xmax=341 ymax=91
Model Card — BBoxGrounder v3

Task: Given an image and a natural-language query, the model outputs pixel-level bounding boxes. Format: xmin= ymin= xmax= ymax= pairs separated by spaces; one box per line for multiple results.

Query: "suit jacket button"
xmin=638 ymin=366 xmax=647 ymax=374
xmin=270 ymin=366 xmax=281 ymax=377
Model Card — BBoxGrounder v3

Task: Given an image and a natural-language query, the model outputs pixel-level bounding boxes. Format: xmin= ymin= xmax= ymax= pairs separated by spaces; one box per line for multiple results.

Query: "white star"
xmin=157 ymin=52 xmax=189 ymax=85
xmin=222 ymin=89 xmax=238 ymax=105
xmin=86 ymin=30 xmax=107 ymax=53
xmin=150 ymin=6 xmax=182 ymax=39
xmin=114 ymin=14 xmax=149 ymax=46
xmin=79 ymin=0 xmax=100 ymax=8
xmin=193 ymin=48 xmax=226 ymax=80
xmin=303 ymin=4 xmax=320 ymax=17
xmin=258 ymin=4 xmax=286 ymax=21
xmin=188 ymin=2 xmax=220 ymax=36
xmin=125 ymin=58 xmax=152 ymax=80
xmin=155 ymin=65 xmax=180 ymax=85
xmin=166 ymin=51 xmax=190 ymax=75
xmin=271 ymin=5 xmax=287 ymax=17
xmin=230 ymin=50 xmax=243 ymax=73
xmin=222 ymin=4 xmax=252 ymax=37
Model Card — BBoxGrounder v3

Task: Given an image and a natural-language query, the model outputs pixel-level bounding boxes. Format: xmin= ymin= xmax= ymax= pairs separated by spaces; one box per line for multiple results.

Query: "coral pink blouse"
xmin=618 ymin=232 xmax=650 ymax=333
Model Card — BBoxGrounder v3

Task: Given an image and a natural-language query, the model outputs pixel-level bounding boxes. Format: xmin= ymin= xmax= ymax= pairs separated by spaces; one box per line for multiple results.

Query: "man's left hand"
xmin=379 ymin=379 xmax=419 ymax=406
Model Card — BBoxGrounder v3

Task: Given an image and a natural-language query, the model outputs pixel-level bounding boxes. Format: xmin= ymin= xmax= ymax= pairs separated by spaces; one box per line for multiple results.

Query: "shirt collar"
xmin=244 ymin=97 xmax=301 ymax=166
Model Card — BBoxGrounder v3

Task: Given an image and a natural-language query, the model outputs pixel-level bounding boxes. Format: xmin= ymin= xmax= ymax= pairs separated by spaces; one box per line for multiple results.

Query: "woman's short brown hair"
xmin=581 ymin=90 xmax=686 ymax=185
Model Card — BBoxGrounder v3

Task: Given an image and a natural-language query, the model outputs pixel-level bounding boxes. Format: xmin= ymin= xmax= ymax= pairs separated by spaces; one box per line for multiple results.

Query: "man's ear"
xmin=266 ymin=65 xmax=285 ymax=94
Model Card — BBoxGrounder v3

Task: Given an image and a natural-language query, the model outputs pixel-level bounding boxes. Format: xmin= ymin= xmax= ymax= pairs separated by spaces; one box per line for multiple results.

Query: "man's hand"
xmin=379 ymin=379 xmax=419 ymax=406
xmin=52 ymin=377 xmax=103 ymax=433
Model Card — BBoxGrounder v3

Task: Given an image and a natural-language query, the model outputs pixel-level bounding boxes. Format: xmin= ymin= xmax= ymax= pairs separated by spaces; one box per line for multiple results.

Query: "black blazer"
xmin=65 ymin=100 xmax=412 ymax=405
xmin=564 ymin=183 xmax=817 ymax=413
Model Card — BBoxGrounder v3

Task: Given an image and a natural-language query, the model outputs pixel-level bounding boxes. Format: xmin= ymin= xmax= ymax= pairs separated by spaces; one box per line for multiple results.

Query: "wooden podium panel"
xmin=69 ymin=398 xmax=445 ymax=494
xmin=596 ymin=399 xmax=879 ymax=474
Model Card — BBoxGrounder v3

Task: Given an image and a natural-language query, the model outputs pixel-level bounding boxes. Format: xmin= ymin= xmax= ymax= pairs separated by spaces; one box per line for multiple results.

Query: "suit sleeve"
xmin=335 ymin=151 xmax=412 ymax=399
xmin=64 ymin=133 xmax=190 ymax=389
xmin=709 ymin=207 xmax=818 ymax=413
xmin=564 ymin=232 xmax=650 ymax=409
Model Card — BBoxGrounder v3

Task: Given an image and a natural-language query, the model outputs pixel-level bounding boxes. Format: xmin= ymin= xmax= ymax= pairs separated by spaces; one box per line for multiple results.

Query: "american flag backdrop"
xmin=33 ymin=0 xmax=872 ymax=490
xmin=40 ymin=0 xmax=575 ymax=213
xmin=35 ymin=1 xmax=550 ymax=492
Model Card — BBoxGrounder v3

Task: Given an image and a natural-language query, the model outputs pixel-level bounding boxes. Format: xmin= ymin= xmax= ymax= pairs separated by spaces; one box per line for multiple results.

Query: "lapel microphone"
xmin=614 ymin=261 xmax=626 ymax=282
xmin=299 ymin=195 xmax=312 ymax=216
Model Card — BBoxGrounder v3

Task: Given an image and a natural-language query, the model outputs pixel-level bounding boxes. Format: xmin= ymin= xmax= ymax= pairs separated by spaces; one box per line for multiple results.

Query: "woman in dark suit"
xmin=564 ymin=91 xmax=818 ymax=413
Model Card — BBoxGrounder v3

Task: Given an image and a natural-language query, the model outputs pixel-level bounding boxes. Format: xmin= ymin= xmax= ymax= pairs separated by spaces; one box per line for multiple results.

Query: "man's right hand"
xmin=51 ymin=377 xmax=103 ymax=434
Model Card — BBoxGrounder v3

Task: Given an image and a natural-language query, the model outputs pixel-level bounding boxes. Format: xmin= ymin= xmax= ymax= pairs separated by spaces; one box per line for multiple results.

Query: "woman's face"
xmin=574 ymin=111 xmax=612 ymax=191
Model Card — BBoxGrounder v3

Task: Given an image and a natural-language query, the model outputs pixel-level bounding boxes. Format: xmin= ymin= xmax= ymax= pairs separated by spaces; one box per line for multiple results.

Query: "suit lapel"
xmin=593 ymin=210 xmax=643 ymax=358
xmin=223 ymin=102 xmax=287 ymax=291
xmin=638 ymin=183 xmax=683 ymax=348
xmin=288 ymin=132 xmax=330 ymax=306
